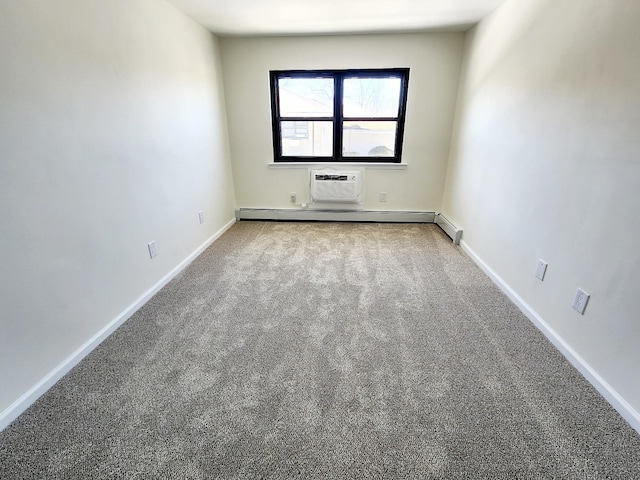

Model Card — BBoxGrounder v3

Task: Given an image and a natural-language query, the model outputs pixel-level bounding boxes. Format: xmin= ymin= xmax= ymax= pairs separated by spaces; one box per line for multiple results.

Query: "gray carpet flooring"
xmin=1 ymin=221 xmax=639 ymax=479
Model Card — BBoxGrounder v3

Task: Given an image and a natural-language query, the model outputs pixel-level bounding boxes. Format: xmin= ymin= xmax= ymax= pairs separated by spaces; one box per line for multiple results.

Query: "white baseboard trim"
xmin=236 ymin=208 xmax=436 ymax=223
xmin=0 ymin=217 xmax=236 ymax=432
xmin=459 ymin=239 xmax=640 ymax=435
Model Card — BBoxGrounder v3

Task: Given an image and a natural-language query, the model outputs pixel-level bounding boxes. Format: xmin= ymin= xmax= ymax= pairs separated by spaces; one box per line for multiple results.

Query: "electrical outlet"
xmin=535 ymin=259 xmax=548 ymax=281
xmin=198 ymin=210 xmax=204 ymax=224
xmin=379 ymin=192 xmax=387 ymax=202
xmin=290 ymin=192 xmax=297 ymax=203
xmin=148 ymin=241 xmax=157 ymax=259
xmin=572 ymin=288 xmax=590 ymax=315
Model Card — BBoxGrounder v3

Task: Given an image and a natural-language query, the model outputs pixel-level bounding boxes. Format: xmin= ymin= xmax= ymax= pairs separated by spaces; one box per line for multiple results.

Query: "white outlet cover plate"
xmin=148 ymin=241 xmax=157 ymax=259
xmin=572 ymin=288 xmax=590 ymax=314
xmin=535 ymin=260 xmax=548 ymax=280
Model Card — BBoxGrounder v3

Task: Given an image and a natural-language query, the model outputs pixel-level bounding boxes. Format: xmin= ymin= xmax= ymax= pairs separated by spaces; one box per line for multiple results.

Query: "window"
xmin=270 ymin=68 xmax=409 ymax=163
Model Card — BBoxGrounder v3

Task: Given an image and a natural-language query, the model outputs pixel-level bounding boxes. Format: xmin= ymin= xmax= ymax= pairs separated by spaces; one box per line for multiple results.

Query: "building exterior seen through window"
xmin=270 ymin=69 xmax=409 ymax=163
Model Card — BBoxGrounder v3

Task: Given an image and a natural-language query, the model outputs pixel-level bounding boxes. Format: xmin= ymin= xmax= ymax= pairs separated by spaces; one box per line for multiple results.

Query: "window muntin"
xmin=270 ymin=69 xmax=409 ymax=163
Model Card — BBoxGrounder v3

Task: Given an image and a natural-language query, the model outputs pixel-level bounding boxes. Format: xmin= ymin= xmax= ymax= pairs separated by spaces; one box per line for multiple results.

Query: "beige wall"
xmin=0 ymin=0 xmax=236 ymax=416
xmin=442 ymin=0 xmax=640 ymax=419
xmin=220 ymin=33 xmax=465 ymax=211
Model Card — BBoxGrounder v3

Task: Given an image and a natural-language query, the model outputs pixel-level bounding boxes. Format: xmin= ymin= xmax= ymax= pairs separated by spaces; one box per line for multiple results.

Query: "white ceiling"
xmin=166 ymin=0 xmax=508 ymax=36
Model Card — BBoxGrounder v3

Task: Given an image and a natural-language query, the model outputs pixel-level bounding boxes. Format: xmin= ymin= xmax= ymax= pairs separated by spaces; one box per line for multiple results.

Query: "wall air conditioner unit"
xmin=310 ymin=170 xmax=363 ymax=205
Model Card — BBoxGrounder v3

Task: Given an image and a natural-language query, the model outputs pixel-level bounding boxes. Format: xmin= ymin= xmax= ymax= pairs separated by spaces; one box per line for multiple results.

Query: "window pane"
xmin=281 ymin=120 xmax=309 ymax=139
xmin=281 ymin=121 xmax=333 ymax=157
xmin=342 ymin=121 xmax=397 ymax=157
xmin=343 ymin=77 xmax=401 ymax=118
xmin=278 ymin=77 xmax=334 ymax=117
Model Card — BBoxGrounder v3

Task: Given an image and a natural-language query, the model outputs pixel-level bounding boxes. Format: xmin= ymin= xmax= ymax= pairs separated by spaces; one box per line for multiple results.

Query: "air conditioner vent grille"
xmin=310 ymin=170 xmax=362 ymax=205
xmin=315 ymin=174 xmax=349 ymax=181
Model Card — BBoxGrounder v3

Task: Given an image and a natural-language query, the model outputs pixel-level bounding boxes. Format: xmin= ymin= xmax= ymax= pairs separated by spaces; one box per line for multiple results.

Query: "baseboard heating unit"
xmin=236 ymin=209 xmax=435 ymax=223
xmin=435 ymin=213 xmax=462 ymax=245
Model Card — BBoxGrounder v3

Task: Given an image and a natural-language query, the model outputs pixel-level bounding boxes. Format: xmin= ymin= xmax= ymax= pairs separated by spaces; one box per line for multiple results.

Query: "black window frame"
xmin=270 ymin=68 xmax=410 ymax=163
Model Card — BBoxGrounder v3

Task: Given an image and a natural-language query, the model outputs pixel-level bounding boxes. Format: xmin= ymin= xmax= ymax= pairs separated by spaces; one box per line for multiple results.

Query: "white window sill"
xmin=268 ymin=162 xmax=408 ymax=170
